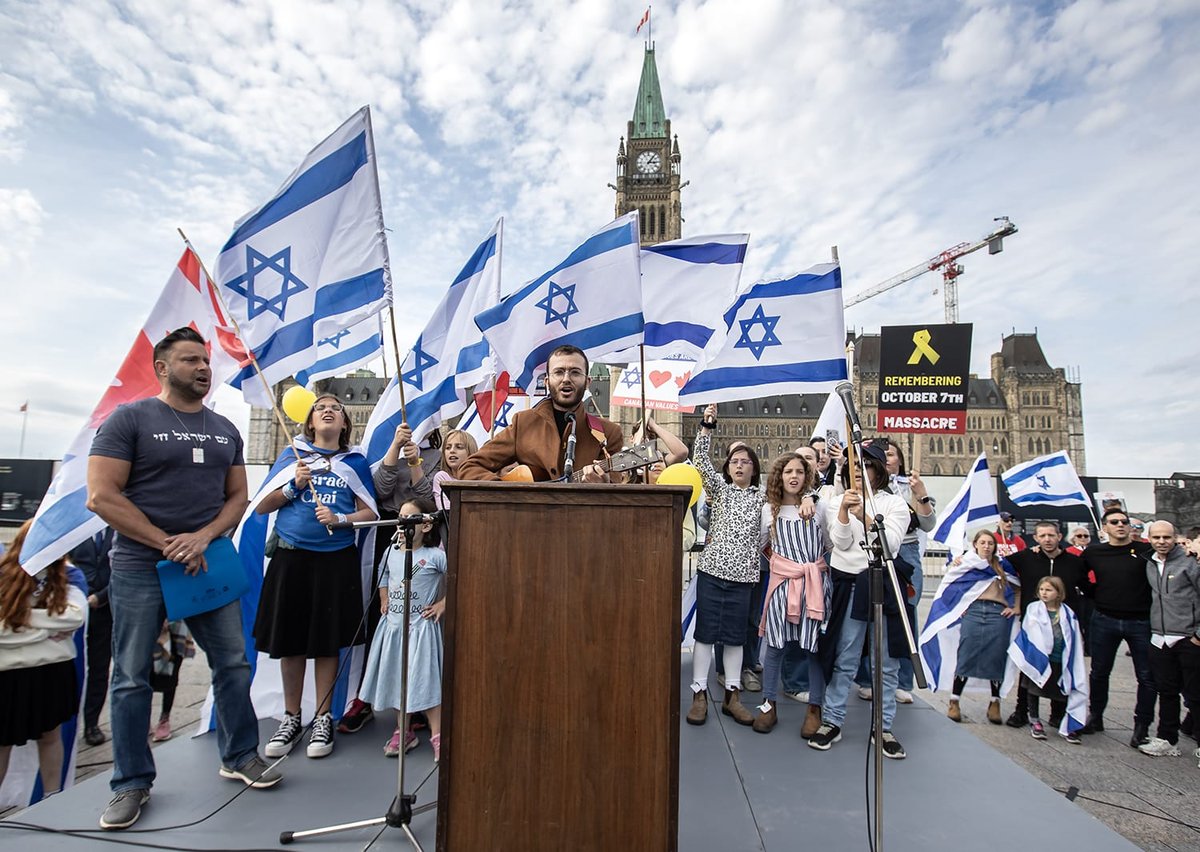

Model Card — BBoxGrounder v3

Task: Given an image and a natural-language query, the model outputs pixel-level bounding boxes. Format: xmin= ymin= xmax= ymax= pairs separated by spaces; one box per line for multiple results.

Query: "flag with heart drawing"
xmin=611 ymin=357 xmax=696 ymax=412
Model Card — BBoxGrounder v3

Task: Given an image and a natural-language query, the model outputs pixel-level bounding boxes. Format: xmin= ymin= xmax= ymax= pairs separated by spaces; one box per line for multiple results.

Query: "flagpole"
xmin=386 ymin=308 xmax=409 ymax=420
xmin=19 ymin=403 xmax=28 ymax=457
xmin=177 ymin=229 xmax=302 ymax=466
xmin=639 ymin=344 xmax=648 ymax=438
xmin=490 ymin=216 xmax=504 ymax=439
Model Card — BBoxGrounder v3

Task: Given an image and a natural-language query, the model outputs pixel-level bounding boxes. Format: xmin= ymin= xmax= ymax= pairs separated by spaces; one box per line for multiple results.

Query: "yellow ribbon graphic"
xmin=907 ymin=328 xmax=940 ymax=365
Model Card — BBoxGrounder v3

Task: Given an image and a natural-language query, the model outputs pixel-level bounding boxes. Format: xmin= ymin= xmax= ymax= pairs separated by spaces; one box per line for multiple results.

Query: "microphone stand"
xmin=281 ymin=515 xmax=442 ymax=851
xmin=562 ymin=415 xmax=577 ymax=482
xmin=855 ymin=453 xmax=928 ymax=852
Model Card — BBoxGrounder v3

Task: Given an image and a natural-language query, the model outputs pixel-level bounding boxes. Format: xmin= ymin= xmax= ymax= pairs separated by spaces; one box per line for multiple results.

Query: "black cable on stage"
xmin=0 ymin=532 xmax=390 ymax=845
xmin=1054 ymin=785 xmax=1200 ymax=833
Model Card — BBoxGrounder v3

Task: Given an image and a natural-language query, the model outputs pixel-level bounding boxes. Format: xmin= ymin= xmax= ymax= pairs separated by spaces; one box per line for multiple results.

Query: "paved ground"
xmin=8 ymin=589 xmax=1200 ymax=849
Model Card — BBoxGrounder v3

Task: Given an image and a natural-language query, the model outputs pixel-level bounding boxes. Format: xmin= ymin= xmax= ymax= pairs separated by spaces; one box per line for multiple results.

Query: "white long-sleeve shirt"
xmin=825 ymin=490 xmax=910 ymax=576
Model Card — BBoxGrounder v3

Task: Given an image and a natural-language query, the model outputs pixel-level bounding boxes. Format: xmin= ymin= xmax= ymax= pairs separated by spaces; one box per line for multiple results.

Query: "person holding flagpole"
xmin=252 ymin=393 xmax=378 ymax=761
xmin=87 ymin=328 xmax=280 ymax=831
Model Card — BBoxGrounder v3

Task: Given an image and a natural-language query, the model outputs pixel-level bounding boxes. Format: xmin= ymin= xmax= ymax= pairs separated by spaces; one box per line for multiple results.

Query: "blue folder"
xmin=155 ymin=536 xmax=249 ymax=621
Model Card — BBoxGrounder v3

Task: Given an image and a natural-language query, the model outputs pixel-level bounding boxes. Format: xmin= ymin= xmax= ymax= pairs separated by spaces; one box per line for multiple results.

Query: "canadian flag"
xmin=636 ymin=7 xmax=650 ymax=34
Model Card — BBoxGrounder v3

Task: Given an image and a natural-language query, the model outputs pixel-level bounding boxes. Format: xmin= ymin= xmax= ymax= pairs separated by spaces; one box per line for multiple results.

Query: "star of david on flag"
xmin=1001 ymin=451 xmax=1089 ymax=509
xmin=536 ymin=281 xmax=579 ymax=328
xmin=476 ymin=212 xmax=643 ymax=390
xmin=214 ymin=106 xmax=391 ymax=407
xmin=294 ymin=314 xmax=384 ymax=389
xmin=361 ymin=221 xmax=503 ymax=463
xmin=678 ymin=263 xmax=847 ymax=405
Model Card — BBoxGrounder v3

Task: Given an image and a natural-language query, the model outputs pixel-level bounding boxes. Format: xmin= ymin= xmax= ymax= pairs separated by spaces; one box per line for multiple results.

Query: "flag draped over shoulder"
xmin=197 ymin=440 xmax=377 ymax=729
xmin=599 ymin=233 xmax=749 ymax=364
xmin=21 ymin=249 xmax=240 ymax=575
xmin=217 ymin=107 xmax=391 ymax=407
xmin=475 ymin=213 xmax=643 ymax=390
xmin=1005 ymin=601 xmax=1088 ymax=734
xmin=676 ymin=263 xmax=847 ymax=406
xmin=929 ymin=453 xmax=999 ymax=557
xmin=1001 ymin=451 xmax=1090 ymax=508
xmin=0 ymin=567 xmax=87 ymax=809
xmin=361 ymin=221 xmax=502 ymax=463
xmin=919 ymin=552 xmax=1019 ymax=693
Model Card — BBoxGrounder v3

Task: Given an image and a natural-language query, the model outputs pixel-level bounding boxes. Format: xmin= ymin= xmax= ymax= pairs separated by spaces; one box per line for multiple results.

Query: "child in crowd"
xmin=431 ymin=429 xmax=478 ymax=513
xmin=1008 ymin=575 xmax=1088 ymax=744
xmin=754 ymin=453 xmax=827 ymax=735
xmin=358 ymin=498 xmax=447 ymax=761
xmin=0 ymin=520 xmax=87 ymax=799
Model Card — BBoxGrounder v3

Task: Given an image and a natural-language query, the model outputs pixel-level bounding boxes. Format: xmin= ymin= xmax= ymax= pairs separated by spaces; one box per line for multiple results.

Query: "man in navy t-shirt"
xmin=88 ymin=327 xmax=280 ymax=831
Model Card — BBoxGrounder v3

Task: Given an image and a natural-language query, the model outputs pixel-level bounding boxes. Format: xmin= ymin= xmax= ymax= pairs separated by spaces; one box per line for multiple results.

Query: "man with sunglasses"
xmin=1079 ymin=507 xmax=1156 ymax=745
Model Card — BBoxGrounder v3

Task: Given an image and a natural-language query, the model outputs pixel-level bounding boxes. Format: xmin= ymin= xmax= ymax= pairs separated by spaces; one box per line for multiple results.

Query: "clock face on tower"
xmin=636 ymin=150 xmax=661 ymax=174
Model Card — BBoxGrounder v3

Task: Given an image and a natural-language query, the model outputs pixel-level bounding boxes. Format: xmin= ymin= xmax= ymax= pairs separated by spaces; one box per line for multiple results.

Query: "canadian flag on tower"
xmin=636 ymin=7 xmax=650 ymax=34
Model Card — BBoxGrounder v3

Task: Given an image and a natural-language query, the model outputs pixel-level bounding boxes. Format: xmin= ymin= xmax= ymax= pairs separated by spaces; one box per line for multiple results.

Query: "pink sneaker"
xmin=151 ymin=717 xmax=172 ymax=742
xmin=384 ymin=729 xmax=402 ymax=757
xmin=405 ymin=731 xmax=419 ymax=753
xmin=431 ymin=734 xmax=441 ymax=763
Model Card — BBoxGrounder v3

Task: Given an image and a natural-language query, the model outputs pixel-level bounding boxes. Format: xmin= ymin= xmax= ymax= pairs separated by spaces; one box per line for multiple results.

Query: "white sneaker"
xmin=1137 ymin=737 xmax=1181 ymax=757
xmin=783 ymin=690 xmax=809 ymax=703
xmin=857 ymin=686 xmax=872 ymax=701
xmin=306 ymin=712 xmax=334 ymax=758
xmin=895 ymin=689 xmax=914 ymax=704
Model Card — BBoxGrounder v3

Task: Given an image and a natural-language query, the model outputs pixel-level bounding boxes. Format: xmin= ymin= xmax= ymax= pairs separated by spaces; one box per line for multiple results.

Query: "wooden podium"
xmin=436 ymin=482 xmax=689 ymax=852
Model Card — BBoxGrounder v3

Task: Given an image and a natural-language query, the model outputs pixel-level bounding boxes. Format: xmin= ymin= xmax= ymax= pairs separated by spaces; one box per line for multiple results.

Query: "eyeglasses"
xmin=1106 ymin=518 xmax=1130 ymax=526
xmin=313 ymin=404 xmax=344 ymax=413
xmin=1073 ymin=533 xmax=1091 ymax=539
xmin=549 ymin=368 xmax=587 ymax=381
xmin=728 ymin=459 xmax=754 ymax=467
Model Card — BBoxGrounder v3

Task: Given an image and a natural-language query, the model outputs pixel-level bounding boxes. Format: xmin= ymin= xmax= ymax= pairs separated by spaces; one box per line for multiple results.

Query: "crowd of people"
xmin=2 ymin=329 xmax=1197 ymax=833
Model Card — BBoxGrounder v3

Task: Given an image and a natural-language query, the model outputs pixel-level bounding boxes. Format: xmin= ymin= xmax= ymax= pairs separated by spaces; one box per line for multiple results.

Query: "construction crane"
xmin=843 ymin=217 xmax=1018 ymax=323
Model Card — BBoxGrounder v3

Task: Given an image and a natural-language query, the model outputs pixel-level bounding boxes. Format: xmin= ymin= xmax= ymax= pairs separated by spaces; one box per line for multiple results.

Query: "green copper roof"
xmin=631 ymin=48 xmax=667 ymax=138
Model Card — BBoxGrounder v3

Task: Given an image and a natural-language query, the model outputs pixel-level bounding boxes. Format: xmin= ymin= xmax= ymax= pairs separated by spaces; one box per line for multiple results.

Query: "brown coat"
xmin=457 ymin=398 xmax=624 ymax=482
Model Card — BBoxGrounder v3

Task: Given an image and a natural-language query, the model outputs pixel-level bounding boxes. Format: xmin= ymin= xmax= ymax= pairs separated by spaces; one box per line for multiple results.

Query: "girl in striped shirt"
xmin=752 ymin=453 xmax=828 ymax=733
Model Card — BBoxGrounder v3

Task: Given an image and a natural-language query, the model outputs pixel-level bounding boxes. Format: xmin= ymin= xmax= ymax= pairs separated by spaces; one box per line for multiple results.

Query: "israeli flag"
xmin=1001 ymin=451 xmax=1089 ymax=508
xmin=217 ymin=106 xmax=391 ymax=407
xmin=676 ymin=264 xmax=847 ymax=406
xmin=475 ymin=213 xmax=643 ymax=390
xmin=196 ymin=439 xmax=377 ymax=728
xmin=361 ymin=221 xmax=502 ymax=463
xmin=1005 ymin=601 xmax=1089 ymax=734
xmin=598 ymin=233 xmax=750 ymax=364
xmin=930 ymin=453 xmax=999 ymax=556
xmin=919 ymin=551 xmax=1019 ymax=692
xmin=295 ymin=314 xmax=384 ymax=388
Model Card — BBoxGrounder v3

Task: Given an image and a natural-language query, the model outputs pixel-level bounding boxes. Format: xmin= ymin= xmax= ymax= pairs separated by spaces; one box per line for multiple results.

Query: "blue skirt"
xmin=693 ymin=571 xmax=754 ymax=646
xmin=956 ymin=600 xmax=1011 ymax=682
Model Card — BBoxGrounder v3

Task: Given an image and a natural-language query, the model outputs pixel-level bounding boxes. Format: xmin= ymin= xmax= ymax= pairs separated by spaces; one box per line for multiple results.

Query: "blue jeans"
xmin=781 ymin=641 xmax=810 ymax=693
xmin=109 ymin=568 xmax=259 ymax=792
xmin=1088 ymin=610 xmax=1156 ymax=726
xmin=824 ymin=585 xmax=899 ymax=730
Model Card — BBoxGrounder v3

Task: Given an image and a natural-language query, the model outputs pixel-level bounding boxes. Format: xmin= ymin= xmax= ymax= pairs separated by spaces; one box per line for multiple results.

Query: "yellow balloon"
xmin=657 ymin=463 xmax=702 ymax=507
xmin=282 ymin=386 xmax=317 ymax=424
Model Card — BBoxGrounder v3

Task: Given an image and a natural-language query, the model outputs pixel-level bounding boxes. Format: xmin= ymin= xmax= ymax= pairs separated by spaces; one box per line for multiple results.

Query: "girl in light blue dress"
xmin=358 ymin=498 xmax=446 ymax=760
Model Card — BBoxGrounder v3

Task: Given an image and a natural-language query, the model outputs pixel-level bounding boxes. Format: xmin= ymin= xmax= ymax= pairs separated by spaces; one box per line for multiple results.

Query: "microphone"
xmin=563 ymin=413 xmax=577 ymax=481
xmin=834 ymin=381 xmax=864 ymax=445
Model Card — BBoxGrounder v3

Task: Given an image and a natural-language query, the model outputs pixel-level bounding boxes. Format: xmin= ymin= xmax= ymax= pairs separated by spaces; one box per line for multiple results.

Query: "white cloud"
xmin=0 ymin=188 xmax=44 ymax=265
xmin=0 ymin=0 xmax=1197 ymax=477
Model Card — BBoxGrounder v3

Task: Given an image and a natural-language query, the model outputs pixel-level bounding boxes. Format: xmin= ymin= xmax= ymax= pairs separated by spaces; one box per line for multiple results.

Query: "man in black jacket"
xmin=1004 ymin=522 xmax=1086 ymax=727
xmin=1080 ymin=507 xmax=1156 ymax=745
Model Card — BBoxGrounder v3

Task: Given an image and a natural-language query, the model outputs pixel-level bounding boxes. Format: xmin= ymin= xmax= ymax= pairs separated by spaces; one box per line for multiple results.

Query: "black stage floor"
xmin=3 ymin=654 xmax=1137 ymax=851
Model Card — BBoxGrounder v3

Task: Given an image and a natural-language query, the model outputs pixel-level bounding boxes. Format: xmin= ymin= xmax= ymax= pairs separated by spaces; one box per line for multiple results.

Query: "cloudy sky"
xmin=1 ymin=0 xmax=1196 ymax=477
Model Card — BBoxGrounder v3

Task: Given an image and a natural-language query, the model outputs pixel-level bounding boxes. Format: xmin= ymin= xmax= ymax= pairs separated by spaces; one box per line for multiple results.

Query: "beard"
xmin=167 ymin=369 xmax=208 ymax=402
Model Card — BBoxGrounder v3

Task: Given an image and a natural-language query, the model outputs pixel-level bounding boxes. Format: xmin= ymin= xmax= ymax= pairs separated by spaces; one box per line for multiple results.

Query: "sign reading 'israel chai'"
xmin=877 ymin=323 xmax=973 ymax=434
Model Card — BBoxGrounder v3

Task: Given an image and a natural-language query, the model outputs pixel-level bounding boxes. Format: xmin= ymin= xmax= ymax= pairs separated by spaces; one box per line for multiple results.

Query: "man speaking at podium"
xmin=458 ymin=345 xmax=623 ymax=483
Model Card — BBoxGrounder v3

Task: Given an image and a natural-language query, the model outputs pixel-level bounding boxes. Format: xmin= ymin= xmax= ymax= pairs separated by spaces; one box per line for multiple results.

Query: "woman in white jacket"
xmin=0 ymin=520 xmax=87 ymax=796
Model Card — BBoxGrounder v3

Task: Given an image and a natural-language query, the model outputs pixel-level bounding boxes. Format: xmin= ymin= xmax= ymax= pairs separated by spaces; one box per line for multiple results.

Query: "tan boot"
xmin=686 ymin=689 xmax=708 ymax=726
xmin=947 ymin=699 xmax=962 ymax=723
xmin=722 ymin=688 xmax=754 ymax=726
xmin=801 ymin=704 xmax=822 ymax=739
xmin=752 ymin=700 xmax=777 ymax=734
xmin=987 ymin=699 xmax=1002 ymax=725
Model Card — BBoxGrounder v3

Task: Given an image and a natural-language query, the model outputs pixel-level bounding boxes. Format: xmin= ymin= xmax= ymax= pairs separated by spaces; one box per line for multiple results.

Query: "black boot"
xmin=1129 ymin=722 xmax=1150 ymax=748
xmin=1005 ymin=709 xmax=1028 ymax=728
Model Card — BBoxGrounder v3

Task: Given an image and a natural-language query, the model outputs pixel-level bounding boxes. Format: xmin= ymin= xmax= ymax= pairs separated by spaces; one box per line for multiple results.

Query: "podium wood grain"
xmin=437 ymin=482 xmax=688 ymax=852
